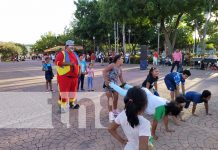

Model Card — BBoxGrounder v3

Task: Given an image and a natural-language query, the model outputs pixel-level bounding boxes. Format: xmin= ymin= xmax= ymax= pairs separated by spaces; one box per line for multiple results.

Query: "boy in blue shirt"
xmin=164 ymin=70 xmax=191 ymax=101
xmin=78 ymin=54 xmax=87 ymax=91
xmin=185 ymin=90 xmax=212 ymax=116
xmin=42 ymin=57 xmax=54 ymax=92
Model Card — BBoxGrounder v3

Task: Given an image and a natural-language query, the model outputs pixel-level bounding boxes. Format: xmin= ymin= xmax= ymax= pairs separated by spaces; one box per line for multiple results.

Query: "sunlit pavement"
xmin=0 ymin=60 xmax=218 ymax=150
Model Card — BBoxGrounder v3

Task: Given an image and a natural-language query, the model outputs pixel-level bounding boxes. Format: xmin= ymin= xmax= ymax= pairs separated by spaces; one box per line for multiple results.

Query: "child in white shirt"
xmin=108 ymin=86 xmax=152 ymax=150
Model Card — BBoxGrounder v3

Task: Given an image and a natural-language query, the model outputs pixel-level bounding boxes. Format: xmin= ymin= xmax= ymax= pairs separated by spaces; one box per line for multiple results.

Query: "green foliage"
xmin=129 ymin=17 xmax=156 ymax=46
xmin=100 ymin=0 xmax=141 ymax=23
xmin=74 ymin=0 xmax=110 ymax=48
xmin=15 ymin=43 xmax=28 ymax=56
xmin=175 ymin=26 xmax=194 ymax=49
xmin=144 ymin=0 xmax=205 ymax=53
xmin=206 ymin=43 xmax=215 ymax=50
xmin=130 ymin=55 xmax=140 ymax=64
xmin=208 ymin=33 xmax=218 ymax=49
xmin=31 ymin=30 xmax=77 ymax=54
xmin=0 ymin=42 xmax=22 ymax=61
xmin=31 ymin=32 xmax=57 ymax=53
xmin=31 ymin=0 xmax=218 ymax=55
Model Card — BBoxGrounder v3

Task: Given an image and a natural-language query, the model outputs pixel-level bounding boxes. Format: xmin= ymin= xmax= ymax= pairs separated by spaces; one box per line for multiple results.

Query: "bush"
xmin=104 ymin=57 xmax=109 ymax=62
xmin=129 ymin=55 xmax=155 ymax=64
xmin=0 ymin=42 xmax=22 ymax=61
xmin=147 ymin=56 xmax=153 ymax=64
xmin=130 ymin=55 xmax=140 ymax=64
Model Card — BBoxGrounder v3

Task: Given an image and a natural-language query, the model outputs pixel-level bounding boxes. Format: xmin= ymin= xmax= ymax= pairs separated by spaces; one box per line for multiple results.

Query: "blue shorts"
xmin=164 ymin=78 xmax=176 ymax=91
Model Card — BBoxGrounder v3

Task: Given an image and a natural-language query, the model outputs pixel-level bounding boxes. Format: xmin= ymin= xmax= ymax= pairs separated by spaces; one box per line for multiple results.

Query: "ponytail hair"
xmin=124 ymin=86 xmax=148 ymax=128
xmin=148 ymin=67 xmax=158 ymax=79
xmin=149 ymin=67 xmax=156 ymax=75
xmin=113 ymin=54 xmax=121 ymax=63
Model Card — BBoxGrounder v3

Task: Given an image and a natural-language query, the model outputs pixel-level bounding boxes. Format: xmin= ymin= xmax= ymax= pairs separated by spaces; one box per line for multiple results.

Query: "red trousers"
xmin=57 ymin=75 xmax=78 ymax=104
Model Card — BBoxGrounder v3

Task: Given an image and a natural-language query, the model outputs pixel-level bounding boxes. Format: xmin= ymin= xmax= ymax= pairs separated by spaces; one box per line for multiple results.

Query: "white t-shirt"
xmin=51 ymin=54 xmax=55 ymax=60
xmin=115 ymin=110 xmax=151 ymax=150
xmin=141 ymin=88 xmax=168 ymax=115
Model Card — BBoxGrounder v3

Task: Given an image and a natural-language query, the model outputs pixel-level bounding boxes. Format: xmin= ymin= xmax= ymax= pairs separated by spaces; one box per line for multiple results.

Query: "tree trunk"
xmin=122 ymin=23 xmax=126 ymax=54
xmin=161 ymin=13 xmax=183 ymax=55
xmin=117 ymin=22 xmax=119 ymax=52
xmin=114 ymin=22 xmax=116 ymax=52
xmin=202 ymin=2 xmax=213 ymax=54
xmin=163 ymin=30 xmax=173 ymax=56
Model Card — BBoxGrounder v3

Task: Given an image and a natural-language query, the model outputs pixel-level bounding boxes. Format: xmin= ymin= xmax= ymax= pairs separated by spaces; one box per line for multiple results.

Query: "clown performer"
xmin=55 ymin=40 xmax=80 ymax=113
xmin=110 ymin=82 xmax=181 ymax=140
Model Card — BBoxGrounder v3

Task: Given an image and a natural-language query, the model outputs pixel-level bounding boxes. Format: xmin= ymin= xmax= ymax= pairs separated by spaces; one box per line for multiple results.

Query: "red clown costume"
xmin=55 ymin=40 xmax=80 ymax=113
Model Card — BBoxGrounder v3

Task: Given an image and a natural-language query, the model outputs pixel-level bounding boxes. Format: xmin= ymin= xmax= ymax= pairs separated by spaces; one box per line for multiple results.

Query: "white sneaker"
xmin=109 ymin=112 xmax=115 ymax=122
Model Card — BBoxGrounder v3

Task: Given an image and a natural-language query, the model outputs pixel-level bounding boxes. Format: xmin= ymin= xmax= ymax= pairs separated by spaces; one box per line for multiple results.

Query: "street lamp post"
xmin=108 ymin=33 xmax=111 ymax=50
xmin=128 ymin=29 xmax=131 ymax=53
xmin=157 ymin=23 xmax=161 ymax=55
xmin=93 ymin=36 xmax=95 ymax=53
xmin=82 ymin=39 xmax=84 ymax=53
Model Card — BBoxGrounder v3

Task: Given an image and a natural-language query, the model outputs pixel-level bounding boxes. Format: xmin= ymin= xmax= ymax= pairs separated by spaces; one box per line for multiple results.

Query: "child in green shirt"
xmin=151 ymin=102 xmax=181 ymax=140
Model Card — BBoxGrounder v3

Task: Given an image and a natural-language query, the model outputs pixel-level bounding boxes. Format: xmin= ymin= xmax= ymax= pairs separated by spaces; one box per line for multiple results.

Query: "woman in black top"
xmin=142 ymin=67 xmax=159 ymax=96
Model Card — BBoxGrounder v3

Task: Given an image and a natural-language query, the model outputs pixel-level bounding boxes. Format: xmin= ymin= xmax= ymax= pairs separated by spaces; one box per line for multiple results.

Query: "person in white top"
xmin=51 ymin=54 xmax=55 ymax=63
xmin=86 ymin=63 xmax=95 ymax=91
xmin=108 ymin=86 xmax=152 ymax=150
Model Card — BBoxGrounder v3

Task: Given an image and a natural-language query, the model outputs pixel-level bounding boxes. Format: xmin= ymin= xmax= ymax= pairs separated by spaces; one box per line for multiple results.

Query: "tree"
xmin=205 ymin=43 xmax=215 ymax=50
xmin=174 ymin=25 xmax=194 ymax=50
xmin=73 ymin=0 xmax=110 ymax=51
xmin=15 ymin=43 xmax=28 ymax=56
xmin=208 ymin=33 xmax=218 ymax=50
xmin=143 ymin=0 xmax=205 ymax=54
xmin=31 ymin=32 xmax=58 ymax=53
xmin=100 ymin=0 xmax=141 ymax=53
xmin=0 ymin=42 xmax=22 ymax=61
xmin=184 ymin=0 xmax=218 ymax=53
xmin=127 ymin=17 xmax=156 ymax=52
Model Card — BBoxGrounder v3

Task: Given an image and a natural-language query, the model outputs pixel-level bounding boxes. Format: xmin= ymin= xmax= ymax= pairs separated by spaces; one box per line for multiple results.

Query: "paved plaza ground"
xmin=0 ymin=60 xmax=218 ymax=150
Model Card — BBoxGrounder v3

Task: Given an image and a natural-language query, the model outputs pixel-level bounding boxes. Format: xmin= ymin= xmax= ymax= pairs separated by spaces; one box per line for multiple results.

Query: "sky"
xmin=0 ymin=0 xmax=76 ymax=44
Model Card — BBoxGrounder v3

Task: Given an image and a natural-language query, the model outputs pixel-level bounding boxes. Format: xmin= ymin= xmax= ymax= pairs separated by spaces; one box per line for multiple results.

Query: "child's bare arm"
xmin=176 ymin=85 xmax=180 ymax=97
xmin=204 ymin=102 xmax=212 ymax=115
xmin=163 ymin=115 xmax=175 ymax=132
xmin=181 ymin=84 xmax=185 ymax=95
xmin=108 ymin=122 xmax=127 ymax=145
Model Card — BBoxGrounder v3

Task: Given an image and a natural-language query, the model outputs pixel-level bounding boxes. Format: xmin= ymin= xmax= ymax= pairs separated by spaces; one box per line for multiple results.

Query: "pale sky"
xmin=0 ymin=0 xmax=76 ymax=44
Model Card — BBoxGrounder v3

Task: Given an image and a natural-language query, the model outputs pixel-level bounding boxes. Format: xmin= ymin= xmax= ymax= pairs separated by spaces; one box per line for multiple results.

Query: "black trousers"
xmin=78 ymin=74 xmax=85 ymax=89
xmin=171 ymin=61 xmax=180 ymax=72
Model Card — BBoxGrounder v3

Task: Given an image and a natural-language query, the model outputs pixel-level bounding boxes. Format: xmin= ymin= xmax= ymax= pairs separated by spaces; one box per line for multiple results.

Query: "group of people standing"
xmin=153 ymin=49 xmax=189 ymax=70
